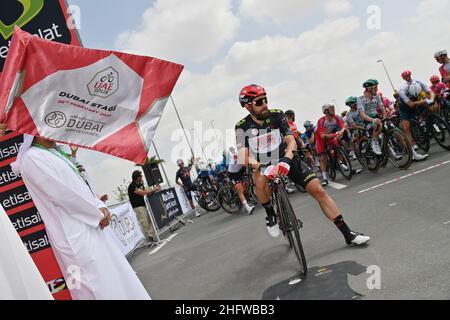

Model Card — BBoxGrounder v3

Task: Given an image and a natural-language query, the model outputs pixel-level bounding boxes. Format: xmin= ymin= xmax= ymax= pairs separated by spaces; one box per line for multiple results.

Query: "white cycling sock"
xmin=322 ymin=172 xmax=328 ymax=180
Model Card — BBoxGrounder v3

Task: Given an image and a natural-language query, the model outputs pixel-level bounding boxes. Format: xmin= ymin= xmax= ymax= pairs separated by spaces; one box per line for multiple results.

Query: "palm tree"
xmin=135 ymin=156 xmax=165 ymax=166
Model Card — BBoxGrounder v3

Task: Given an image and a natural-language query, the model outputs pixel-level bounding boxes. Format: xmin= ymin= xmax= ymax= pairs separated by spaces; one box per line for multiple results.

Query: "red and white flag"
xmin=0 ymin=27 xmax=183 ymax=164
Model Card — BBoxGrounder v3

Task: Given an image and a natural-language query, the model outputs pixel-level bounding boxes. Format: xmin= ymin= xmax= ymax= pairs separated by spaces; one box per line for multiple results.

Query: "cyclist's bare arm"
xmin=237 ymin=147 xmax=260 ymax=171
xmin=359 ymin=110 xmax=380 ymax=125
xmin=427 ymin=89 xmax=436 ymax=100
xmin=284 ymin=135 xmax=297 ymax=160
xmin=349 ymin=121 xmax=364 ymax=130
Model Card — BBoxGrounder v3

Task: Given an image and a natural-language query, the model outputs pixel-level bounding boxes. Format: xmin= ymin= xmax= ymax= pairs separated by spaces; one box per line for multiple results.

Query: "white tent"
xmin=0 ymin=204 xmax=53 ymax=300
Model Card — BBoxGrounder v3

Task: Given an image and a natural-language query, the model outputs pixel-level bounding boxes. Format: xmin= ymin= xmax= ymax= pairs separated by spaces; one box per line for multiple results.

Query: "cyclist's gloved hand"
xmin=275 ymin=158 xmax=291 ymax=176
xmin=262 ymin=165 xmax=277 ymax=179
xmin=425 ymin=98 xmax=434 ymax=105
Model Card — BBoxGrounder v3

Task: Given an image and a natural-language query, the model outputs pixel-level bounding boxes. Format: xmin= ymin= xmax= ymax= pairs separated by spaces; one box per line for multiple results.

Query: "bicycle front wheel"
xmin=276 ymin=183 xmax=307 ymax=275
xmin=203 ymin=189 xmax=221 ymax=212
xmin=218 ymin=185 xmax=241 ymax=214
xmin=326 ymin=153 xmax=337 ymax=181
xmin=410 ymin=120 xmax=430 ymax=152
xmin=428 ymin=114 xmax=450 ymax=151
xmin=335 ymin=147 xmax=353 ymax=180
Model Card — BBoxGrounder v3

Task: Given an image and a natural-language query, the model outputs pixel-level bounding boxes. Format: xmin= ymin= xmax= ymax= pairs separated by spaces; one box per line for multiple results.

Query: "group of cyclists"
xmin=175 ymin=48 xmax=450 ymax=249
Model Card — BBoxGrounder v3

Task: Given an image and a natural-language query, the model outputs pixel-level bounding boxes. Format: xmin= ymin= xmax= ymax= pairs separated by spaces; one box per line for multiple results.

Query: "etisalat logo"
xmin=0 ymin=0 xmax=45 ymax=40
xmin=87 ymin=66 xmax=119 ymax=98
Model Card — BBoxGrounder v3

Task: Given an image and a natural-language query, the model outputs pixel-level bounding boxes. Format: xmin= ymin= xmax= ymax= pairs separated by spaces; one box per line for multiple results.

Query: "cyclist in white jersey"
xmin=227 ymin=147 xmax=255 ymax=214
xmin=357 ymin=79 xmax=386 ymax=156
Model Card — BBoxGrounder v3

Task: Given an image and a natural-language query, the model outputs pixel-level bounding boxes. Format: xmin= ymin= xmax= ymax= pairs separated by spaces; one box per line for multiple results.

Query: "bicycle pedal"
xmin=297 ymin=219 xmax=303 ymax=228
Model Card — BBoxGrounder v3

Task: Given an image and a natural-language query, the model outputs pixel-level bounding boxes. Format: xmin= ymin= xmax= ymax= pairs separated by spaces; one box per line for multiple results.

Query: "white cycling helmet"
xmin=434 ymin=49 xmax=447 ymax=58
xmin=322 ymin=103 xmax=333 ymax=113
xmin=408 ymin=82 xmax=422 ymax=98
xmin=176 ymin=159 xmax=184 ymax=165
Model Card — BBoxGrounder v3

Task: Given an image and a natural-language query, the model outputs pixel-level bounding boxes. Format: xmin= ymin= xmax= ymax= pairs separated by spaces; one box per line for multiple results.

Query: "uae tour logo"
xmin=45 ymin=111 xmax=67 ymax=128
xmin=87 ymin=66 xmax=119 ymax=98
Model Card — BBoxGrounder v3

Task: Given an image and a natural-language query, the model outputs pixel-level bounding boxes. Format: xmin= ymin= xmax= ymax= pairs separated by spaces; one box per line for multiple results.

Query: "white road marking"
xmin=148 ymin=233 xmax=179 ymax=255
xmin=443 ymin=221 xmax=450 ymax=225
xmin=328 ymin=181 xmax=347 ymax=190
xmin=289 ymin=278 xmax=302 ymax=285
xmin=358 ymin=160 xmax=450 ymax=194
xmin=166 ymin=233 xmax=179 ymax=242
xmin=389 ymin=203 xmax=397 ymax=207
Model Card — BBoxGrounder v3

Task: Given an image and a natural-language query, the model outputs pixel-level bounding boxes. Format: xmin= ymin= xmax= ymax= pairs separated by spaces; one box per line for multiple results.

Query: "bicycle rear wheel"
xmin=358 ymin=137 xmax=380 ymax=172
xmin=276 ymin=183 xmax=307 ymax=275
xmin=440 ymin=99 xmax=450 ymax=124
xmin=386 ymin=128 xmax=412 ymax=169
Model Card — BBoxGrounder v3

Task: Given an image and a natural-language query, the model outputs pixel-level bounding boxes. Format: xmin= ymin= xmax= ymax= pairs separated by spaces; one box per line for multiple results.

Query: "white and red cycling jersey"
xmin=431 ymin=82 xmax=448 ymax=98
xmin=439 ymin=63 xmax=450 ymax=85
xmin=287 ymin=120 xmax=301 ymax=140
xmin=315 ymin=115 xmax=344 ymax=154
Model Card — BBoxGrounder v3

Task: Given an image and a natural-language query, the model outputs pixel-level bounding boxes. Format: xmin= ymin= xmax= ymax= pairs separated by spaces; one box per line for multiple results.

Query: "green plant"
xmin=113 ymin=179 xmax=129 ymax=203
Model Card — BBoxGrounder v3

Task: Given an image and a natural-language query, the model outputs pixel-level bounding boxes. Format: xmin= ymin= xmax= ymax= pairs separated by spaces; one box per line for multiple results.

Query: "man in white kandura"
xmin=10 ymin=133 xmax=151 ymax=300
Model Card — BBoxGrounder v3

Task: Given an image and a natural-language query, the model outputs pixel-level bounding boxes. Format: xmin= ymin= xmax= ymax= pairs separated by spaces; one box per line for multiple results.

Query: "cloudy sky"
xmin=67 ymin=0 xmax=449 ymax=204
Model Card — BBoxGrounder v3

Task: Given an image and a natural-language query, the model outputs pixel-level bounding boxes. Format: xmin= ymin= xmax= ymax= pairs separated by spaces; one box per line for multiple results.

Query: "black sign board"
xmin=142 ymin=163 xmax=163 ymax=187
xmin=146 ymin=187 xmax=183 ymax=230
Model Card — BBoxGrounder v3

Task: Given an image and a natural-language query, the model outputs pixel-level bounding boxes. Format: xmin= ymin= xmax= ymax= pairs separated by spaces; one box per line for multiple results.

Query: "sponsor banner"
xmin=0 ymin=133 xmax=71 ymax=299
xmin=0 ymin=131 xmax=22 ymax=162
xmin=0 ymin=183 xmax=33 ymax=210
xmin=0 ymin=28 xmax=184 ymax=164
xmin=107 ymin=202 xmax=145 ymax=256
xmin=21 ymin=227 xmax=51 ymax=254
xmin=0 ymin=0 xmax=81 ymax=74
xmin=147 ymin=188 xmax=184 ymax=230
xmin=0 ymin=163 xmax=22 ymax=189
xmin=8 ymin=206 xmax=43 ymax=233
xmin=175 ymin=185 xmax=192 ymax=214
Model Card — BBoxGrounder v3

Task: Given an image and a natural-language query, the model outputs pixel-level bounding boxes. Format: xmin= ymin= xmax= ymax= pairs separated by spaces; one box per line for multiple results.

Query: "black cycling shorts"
xmin=288 ymin=157 xmax=319 ymax=189
xmin=183 ymin=184 xmax=196 ymax=200
xmin=229 ymin=167 xmax=247 ymax=185
xmin=399 ymin=101 xmax=416 ymax=122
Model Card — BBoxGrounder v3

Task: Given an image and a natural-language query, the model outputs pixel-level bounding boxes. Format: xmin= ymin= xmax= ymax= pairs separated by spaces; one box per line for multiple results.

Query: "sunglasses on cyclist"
xmin=252 ymin=97 xmax=268 ymax=107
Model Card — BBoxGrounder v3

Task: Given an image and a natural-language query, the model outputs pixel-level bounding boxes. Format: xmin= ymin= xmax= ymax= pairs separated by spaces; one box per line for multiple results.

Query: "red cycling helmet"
xmin=239 ymin=84 xmax=266 ymax=107
xmin=430 ymin=75 xmax=440 ymax=83
xmin=401 ymin=70 xmax=412 ymax=78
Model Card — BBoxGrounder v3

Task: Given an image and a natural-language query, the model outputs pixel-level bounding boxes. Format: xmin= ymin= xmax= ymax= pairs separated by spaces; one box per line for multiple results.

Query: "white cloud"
xmin=324 ymin=0 xmax=352 ymax=16
xmin=86 ymin=0 xmax=450 ymax=200
xmin=239 ymin=0 xmax=319 ymax=22
xmin=116 ymin=0 xmax=239 ymax=63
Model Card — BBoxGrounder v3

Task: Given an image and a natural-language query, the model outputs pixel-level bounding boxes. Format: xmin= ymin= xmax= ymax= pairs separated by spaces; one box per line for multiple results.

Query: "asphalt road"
xmin=129 ymin=144 xmax=450 ymax=300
